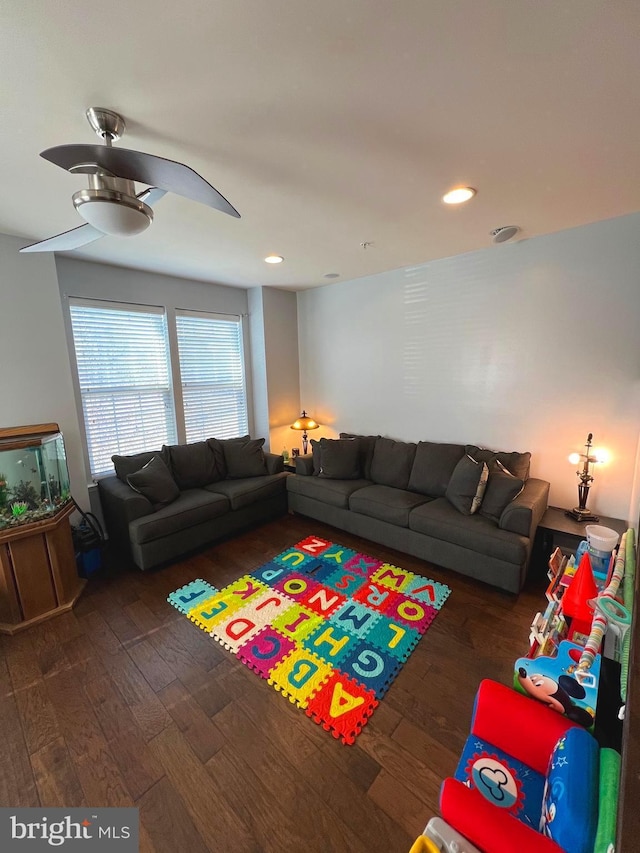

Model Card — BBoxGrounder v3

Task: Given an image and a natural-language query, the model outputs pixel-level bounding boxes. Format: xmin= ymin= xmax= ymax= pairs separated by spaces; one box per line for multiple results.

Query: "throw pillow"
xmin=163 ymin=441 xmax=221 ymax=489
xmin=127 ymin=455 xmax=179 ymax=509
xmin=112 ymin=450 xmax=161 ymax=483
xmin=223 ymin=437 xmax=268 ymax=479
xmin=465 ymin=444 xmax=531 ymax=480
xmin=479 ymin=463 xmax=525 ymax=523
xmin=318 ymin=438 xmax=361 ymax=479
xmin=407 ymin=441 xmax=465 ymax=497
xmin=339 ymin=433 xmax=381 ymax=480
xmin=310 ymin=438 xmax=322 ymax=475
xmin=445 ymin=454 xmax=489 ymax=515
xmin=370 ymin=437 xmax=417 ymax=489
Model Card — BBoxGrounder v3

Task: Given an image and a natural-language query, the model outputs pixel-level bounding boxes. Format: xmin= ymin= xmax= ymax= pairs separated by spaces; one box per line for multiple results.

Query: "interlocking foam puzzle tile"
xmin=306 ymin=671 xmax=378 ymax=745
xmin=267 ymin=646 xmax=333 ymax=708
xmin=340 ymin=638 xmax=402 ymax=699
xmin=364 ymin=613 xmax=422 ymax=662
xmin=371 ymin=563 xmax=417 ymax=593
xmin=167 ymin=578 xmax=218 ymax=614
xmin=237 ymin=626 xmax=297 ymax=678
xmin=167 ymin=538 xmax=450 ymax=745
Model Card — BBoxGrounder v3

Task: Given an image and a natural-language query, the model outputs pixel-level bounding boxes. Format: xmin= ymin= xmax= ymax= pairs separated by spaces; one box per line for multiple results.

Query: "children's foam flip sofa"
xmin=439 ymin=679 xmax=619 ymax=853
xmin=287 ymin=434 xmax=550 ymax=592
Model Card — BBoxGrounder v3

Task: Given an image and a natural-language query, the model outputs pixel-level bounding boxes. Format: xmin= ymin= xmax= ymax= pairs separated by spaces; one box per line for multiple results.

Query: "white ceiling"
xmin=2 ymin=1 xmax=640 ymax=291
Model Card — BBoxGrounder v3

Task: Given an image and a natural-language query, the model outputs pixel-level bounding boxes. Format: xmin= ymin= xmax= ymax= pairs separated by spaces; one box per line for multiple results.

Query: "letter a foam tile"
xmin=306 ymin=671 xmax=378 ymax=745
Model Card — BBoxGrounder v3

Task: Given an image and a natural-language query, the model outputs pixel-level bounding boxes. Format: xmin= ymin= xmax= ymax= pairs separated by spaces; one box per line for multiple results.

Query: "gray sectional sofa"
xmin=98 ymin=436 xmax=288 ymax=570
xmin=286 ymin=434 xmax=550 ymax=593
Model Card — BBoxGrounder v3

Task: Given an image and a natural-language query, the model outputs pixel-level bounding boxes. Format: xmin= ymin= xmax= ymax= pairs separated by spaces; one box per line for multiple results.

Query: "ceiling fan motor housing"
xmin=72 ymin=173 xmax=153 ymax=237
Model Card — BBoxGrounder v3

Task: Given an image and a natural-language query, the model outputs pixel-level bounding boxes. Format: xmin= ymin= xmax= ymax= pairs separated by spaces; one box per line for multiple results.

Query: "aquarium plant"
xmin=9 ymin=480 xmax=39 ymax=510
xmin=0 ymin=473 xmax=6 ymax=509
xmin=11 ymin=501 xmax=28 ymax=518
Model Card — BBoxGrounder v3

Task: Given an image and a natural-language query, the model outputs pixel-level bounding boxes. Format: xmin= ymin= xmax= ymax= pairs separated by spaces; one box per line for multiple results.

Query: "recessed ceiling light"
xmin=264 ymin=254 xmax=284 ymax=264
xmin=442 ymin=187 xmax=476 ymax=205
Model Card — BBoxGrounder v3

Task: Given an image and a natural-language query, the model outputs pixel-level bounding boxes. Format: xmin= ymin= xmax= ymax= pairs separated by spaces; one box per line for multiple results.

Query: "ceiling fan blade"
xmin=41 ymin=144 xmax=240 ymax=218
xmin=20 ymin=222 xmax=105 ymax=253
xmin=137 ymin=187 xmax=167 ymax=206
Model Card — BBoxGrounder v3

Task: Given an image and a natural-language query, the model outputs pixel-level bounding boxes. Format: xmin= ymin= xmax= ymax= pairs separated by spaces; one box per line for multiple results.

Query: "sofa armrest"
xmin=499 ymin=477 xmax=549 ymax=538
xmin=97 ymin=475 xmax=153 ymax=555
xmin=294 ymin=454 xmax=314 ymax=475
xmin=265 ymin=452 xmax=284 ymax=474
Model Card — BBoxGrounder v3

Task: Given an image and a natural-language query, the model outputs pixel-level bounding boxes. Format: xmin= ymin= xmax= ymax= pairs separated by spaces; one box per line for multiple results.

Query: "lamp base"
xmin=565 ymin=507 xmax=600 ymax=523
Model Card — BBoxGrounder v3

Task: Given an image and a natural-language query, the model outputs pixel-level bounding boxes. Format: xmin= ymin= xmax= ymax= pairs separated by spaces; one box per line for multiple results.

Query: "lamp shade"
xmin=291 ymin=411 xmax=319 ymax=432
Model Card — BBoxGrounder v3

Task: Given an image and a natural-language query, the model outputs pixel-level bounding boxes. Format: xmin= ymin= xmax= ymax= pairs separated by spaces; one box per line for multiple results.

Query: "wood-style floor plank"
xmin=0 ymin=515 xmax=548 ymax=851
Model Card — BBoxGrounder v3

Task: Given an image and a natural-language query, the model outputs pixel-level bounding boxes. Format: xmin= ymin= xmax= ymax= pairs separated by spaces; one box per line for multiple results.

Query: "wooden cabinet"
xmin=0 ymin=502 xmax=85 ymax=634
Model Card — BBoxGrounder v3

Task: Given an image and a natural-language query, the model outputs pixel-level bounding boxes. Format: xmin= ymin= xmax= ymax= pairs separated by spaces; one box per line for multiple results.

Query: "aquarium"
xmin=0 ymin=424 xmax=72 ymax=531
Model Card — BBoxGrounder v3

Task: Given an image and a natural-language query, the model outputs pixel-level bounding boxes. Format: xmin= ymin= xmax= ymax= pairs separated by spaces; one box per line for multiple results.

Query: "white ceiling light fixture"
xmin=264 ymin=254 xmax=284 ymax=264
xmin=442 ymin=187 xmax=477 ymax=205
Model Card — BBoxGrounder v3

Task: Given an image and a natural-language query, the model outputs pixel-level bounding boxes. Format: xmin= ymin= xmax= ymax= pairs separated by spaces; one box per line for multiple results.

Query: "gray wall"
xmin=298 ymin=213 xmax=640 ymax=522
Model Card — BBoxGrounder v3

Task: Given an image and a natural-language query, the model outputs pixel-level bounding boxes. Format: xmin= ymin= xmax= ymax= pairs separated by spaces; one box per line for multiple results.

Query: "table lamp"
xmin=290 ymin=411 xmax=319 ymax=454
xmin=566 ymin=433 xmax=603 ymax=522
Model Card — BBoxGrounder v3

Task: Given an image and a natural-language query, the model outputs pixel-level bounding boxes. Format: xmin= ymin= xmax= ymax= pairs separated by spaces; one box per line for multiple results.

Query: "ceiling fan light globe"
xmin=72 ymin=189 xmax=153 ymax=236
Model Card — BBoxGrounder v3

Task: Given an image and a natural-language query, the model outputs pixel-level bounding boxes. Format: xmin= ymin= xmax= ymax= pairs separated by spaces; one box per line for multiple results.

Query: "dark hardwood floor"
xmin=0 ymin=516 xmax=546 ymax=852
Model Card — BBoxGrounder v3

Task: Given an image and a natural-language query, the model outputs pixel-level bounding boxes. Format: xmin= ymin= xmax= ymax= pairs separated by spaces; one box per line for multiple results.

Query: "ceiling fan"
xmin=20 ymin=107 xmax=240 ymax=253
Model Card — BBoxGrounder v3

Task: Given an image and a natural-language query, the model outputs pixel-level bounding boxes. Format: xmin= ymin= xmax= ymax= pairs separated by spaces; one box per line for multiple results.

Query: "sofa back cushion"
xmin=112 ymin=450 xmax=162 ymax=483
xmin=222 ymin=437 xmax=268 ymax=479
xmin=318 ymin=438 xmax=361 ymax=479
xmin=408 ymin=441 xmax=465 ymax=497
xmin=163 ymin=440 xmax=222 ymax=489
xmin=339 ymin=433 xmax=381 ymax=480
xmin=466 ymin=445 xmax=531 ymax=480
xmin=370 ymin=437 xmax=417 ymax=489
xmin=126 ymin=455 xmax=180 ymax=510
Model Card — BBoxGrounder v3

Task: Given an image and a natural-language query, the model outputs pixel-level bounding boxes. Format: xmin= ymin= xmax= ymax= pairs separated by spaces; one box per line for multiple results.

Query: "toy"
xmin=561 ymin=552 xmax=598 ymax=643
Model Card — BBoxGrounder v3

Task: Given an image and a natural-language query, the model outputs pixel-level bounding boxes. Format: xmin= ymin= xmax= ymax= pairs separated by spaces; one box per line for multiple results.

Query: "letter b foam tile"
xmin=305 ymin=671 xmax=378 ymax=745
xmin=268 ymin=647 xmax=333 ymax=709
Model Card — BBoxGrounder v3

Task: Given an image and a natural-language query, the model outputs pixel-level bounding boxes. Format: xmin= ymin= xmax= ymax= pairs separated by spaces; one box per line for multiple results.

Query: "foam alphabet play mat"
xmin=168 ymin=536 xmax=451 ymax=744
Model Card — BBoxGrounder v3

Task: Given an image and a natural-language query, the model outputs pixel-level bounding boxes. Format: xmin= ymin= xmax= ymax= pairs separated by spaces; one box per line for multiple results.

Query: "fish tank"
xmin=0 ymin=423 xmax=72 ymax=531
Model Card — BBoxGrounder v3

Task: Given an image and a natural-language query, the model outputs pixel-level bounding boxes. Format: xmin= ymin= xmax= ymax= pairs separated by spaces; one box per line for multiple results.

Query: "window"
xmin=176 ymin=311 xmax=248 ymax=443
xmin=69 ymin=301 xmax=177 ymax=476
xmin=68 ymin=299 xmax=248 ymax=477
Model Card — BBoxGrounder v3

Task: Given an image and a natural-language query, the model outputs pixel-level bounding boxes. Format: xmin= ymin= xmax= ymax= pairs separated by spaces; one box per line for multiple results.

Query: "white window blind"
xmin=69 ymin=301 xmax=177 ymax=476
xmin=176 ymin=311 xmax=248 ymax=443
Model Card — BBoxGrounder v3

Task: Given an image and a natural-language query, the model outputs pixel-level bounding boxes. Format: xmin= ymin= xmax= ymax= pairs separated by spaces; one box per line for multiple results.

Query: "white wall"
xmin=297 ymin=213 xmax=640 ymax=522
xmin=0 ymin=234 xmax=87 ymax=507
xmin=261 ymin=288 xmax=301 ymax=455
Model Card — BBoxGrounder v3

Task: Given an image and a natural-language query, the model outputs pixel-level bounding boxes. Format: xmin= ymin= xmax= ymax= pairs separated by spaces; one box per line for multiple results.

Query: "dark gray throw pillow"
xmin=223 ymin=437 xmax=267 ymax=479
xmin=445 ymin=454 xmax=489 ymax=515
xmin=318 ymin=438 xmax=361 ymax=479
xmin=479 ymin=466 xmax=525 ymax=523
xmin=310 ymin=438 xmax=322 ymax=475
xmin=112 ymin=450 xmax=161 ymax=483
xmin=163 ymin=440 xmax=221 ymax=489
xmin=370 ymin=437 xmax=417 ymax=489
xmin=339 ymin=433 xmax=380 ymax=480
xmin=465 ymin=445 xmax=531 ymax=480
xmin=127 ymin=455 xmax=179 ymax=509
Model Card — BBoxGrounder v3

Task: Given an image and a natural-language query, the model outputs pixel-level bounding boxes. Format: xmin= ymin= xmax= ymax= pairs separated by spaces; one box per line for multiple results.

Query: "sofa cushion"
xmin=408 ymin=441 xmax=465 ymax=497
xmin=466 ymin=445 xmax=531 ymax=480
xmin=349 ymin=484 xmax=431 ymax=527
xmin=112 ymin=450 xmax=163 ymax=483
xmin=318 ymin=438 xmax=361 ymax=479
xmin=206 ymin=473 xmax=287 ymax=510
xmin=129 ymin=489 xmax=230 ymax=545
xmin=126 ymin=455 xmax=179 ymax=510
xmin=223 ymin=437 xmax=267 ymax=479
xmin=480 ymin=466 xmax=525 ymax=523
xmin=370 ymin=437 xmax=417 ymax=489
xmin=310 ymin=438 xmax=322 ymax=475
xmin=409 ymin=498 xmax=528 ymax=565
xmin=339 ymin=433 xmax=381 ymax=480
xmin=163 ymin=440 xmax=221 ymax=489
xmin=446 ymin=455 xmax=489 ymax=515
xmin=286 ymin=473 xmax=371 ymax=509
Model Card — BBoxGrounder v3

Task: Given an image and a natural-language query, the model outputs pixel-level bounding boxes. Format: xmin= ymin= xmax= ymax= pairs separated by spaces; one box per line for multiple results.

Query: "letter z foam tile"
xmin=167 ymin=539 xmax=450 ymax=745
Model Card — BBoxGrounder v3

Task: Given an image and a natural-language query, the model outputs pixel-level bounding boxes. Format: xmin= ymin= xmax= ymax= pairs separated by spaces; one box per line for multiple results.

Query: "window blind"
xmin=175 ymin=311 xmax=248 ymax=443
xmin=69 ymin=301 xmax=177 ymax=476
